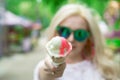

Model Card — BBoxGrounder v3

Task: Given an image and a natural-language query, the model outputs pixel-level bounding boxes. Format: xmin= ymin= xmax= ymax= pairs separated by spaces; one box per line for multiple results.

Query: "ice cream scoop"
xmin=46 ymin=36 xmax=72 ymax=58
xmin=46 ymin=36 xmax=72 ymax=66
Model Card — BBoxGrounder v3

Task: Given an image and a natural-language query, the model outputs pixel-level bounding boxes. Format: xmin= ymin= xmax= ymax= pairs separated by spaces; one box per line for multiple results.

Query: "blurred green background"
xmin=5 ymin=0 xmax=112 ymax=28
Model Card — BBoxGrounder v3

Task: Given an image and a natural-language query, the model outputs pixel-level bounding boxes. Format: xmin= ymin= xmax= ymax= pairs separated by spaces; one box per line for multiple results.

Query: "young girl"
xmin=34 ymin=4 xmax=119 ymax=80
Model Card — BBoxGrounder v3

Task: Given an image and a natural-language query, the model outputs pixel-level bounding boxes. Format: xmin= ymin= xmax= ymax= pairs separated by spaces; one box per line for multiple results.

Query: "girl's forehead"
xmin=60 ymin=15 xmax=89 ymax=30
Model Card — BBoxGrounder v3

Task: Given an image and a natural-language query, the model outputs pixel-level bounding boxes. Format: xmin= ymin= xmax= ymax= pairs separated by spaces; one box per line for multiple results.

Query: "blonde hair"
xmin=45 ymin=4 xmax=119 ymax=80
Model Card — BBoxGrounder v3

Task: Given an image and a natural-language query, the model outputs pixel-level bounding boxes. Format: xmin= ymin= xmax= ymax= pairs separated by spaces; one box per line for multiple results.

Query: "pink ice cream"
xmin=46 ymin=36 xmax=72 ymax=58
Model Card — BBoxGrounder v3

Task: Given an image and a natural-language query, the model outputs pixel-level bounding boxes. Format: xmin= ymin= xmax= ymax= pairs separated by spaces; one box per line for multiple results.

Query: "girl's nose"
xmin=67 ymin=33 xmax=74 ymax=42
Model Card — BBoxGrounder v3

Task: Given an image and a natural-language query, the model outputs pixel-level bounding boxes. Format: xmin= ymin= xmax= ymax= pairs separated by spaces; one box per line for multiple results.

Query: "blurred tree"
xmin=6 ymin=0 xmax=114 ymax=28
xmin=6 ymin=0 xmax=67 ymax=28
xmin=78 ymin=0 xmax=110 ymax=16
xmin=6 ymin=0 xmax=36 ymax=20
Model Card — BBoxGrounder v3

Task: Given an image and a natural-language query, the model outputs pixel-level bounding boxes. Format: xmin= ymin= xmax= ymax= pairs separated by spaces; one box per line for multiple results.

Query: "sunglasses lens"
xmin=74 ymin=30 xmax=89 ymax=41
xmin=56 ymin=27 xmax=71 ymax=38
xmin=56 ymin=26 xmax=89 ymax=42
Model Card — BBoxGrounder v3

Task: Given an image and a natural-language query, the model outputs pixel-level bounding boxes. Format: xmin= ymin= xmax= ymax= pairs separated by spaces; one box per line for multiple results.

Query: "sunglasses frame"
xmin=56 ymin=26 xmax=90 ymax=42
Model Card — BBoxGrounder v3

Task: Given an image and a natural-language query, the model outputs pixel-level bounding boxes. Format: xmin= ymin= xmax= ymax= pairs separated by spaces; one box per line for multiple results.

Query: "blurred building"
xmin=5 ymin=11 xmax=33 ymax=54
xmin=0 ymin=10 xmax=42 ymax=56
xmin=0 ymin=0 xmax=8 ymax=57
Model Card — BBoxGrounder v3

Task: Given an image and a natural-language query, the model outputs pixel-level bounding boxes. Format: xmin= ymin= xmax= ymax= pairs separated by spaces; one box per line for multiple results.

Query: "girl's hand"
xmin=44 ymin=57 xmax=66 ymax=78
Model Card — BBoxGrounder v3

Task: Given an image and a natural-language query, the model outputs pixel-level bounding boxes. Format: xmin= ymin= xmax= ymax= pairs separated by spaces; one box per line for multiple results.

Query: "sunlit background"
xmin=0 ymin=0 xmax=120 ymax=80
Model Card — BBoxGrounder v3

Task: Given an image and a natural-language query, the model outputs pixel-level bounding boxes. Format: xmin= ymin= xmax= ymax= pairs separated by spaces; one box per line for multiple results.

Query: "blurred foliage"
xmin=6 ymin=0 xmax=113 ymax=28
xmin=5 ymin=0 xmax=67 ymax=28
xmin=114 ymin=18 xmax=120 ymax=30
xmin=78 ymin=0 xmax=109 ymax=16
xmin=106 ymin=38 xmax=120 ymax=51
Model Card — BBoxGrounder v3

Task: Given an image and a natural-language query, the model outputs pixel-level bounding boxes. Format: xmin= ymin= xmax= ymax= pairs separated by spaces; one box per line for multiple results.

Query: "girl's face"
xmin=57 ymin=15 xmax=89 ymax=55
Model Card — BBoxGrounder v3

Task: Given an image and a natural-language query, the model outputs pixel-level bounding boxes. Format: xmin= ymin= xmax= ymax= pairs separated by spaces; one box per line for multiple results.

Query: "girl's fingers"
xmin=44 ymin=57 xmax=57 ymax=71
xmin=43 ymin=57 xmax=66 ymax=78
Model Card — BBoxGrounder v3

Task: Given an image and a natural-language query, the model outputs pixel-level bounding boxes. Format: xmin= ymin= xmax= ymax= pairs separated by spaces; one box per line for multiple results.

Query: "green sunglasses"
xmin=56 ymin=26 xmax=90 ymax=42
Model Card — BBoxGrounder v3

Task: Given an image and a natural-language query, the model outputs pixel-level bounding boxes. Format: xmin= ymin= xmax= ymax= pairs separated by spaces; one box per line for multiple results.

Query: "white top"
xmin=34 ymin=60 xmax=105 ymax=80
